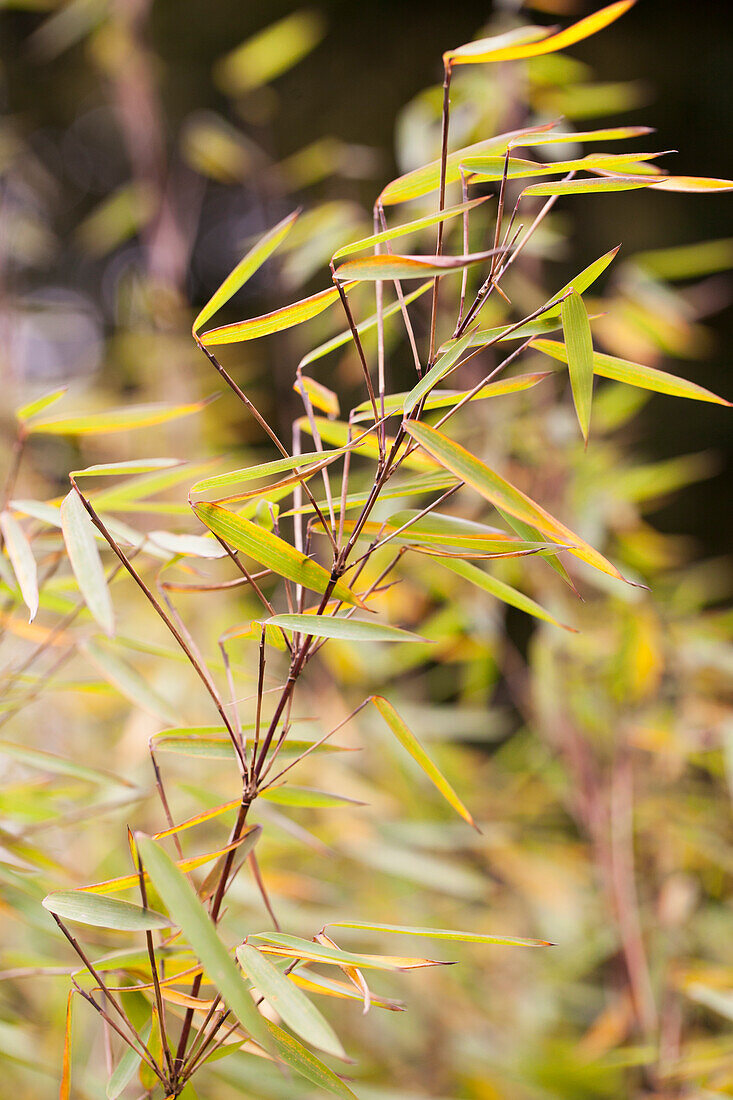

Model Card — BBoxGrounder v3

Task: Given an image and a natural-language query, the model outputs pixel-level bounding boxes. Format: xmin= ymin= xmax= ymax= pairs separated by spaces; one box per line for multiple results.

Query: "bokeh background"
xmin=1 ymin=2 xmax=732 ymax=1098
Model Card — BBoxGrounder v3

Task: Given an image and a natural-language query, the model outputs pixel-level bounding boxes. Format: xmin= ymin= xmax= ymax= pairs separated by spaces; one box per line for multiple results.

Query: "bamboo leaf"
xmin=191 ymin=449 xmax=353 ymax=494
xmin=295 ymin=376 xmax=339 ymax=416
xmin=15 ymin=386 xmax=67 ymax=423
xmin=259 ymin=786 xmax=366 ymax=808
xmin=60 ymin=490 xmax=115 ymax=636
xmin=353 ymin=372 xmax=551 ymax=420
xmin=329 ymin=920 xmax=552 ymax=947
xmin=372 ymin=696 xmax=477 ymax=829
xmin=521 ymin=175 xmax=659 ymax=198
xmin=652 ymin=175 xmax=733 ymax=192
xmin=290 ymin=971 xmax=404 ymax=1012
xmin=544 ymin=246 xmax=621 ymax=314
xmin=252 ymin=933 xmax=449 ymax=971
xmin=236 ymin=943 xmax=346 ymax=1059
xmin=215 ymin=11 xmax=325 ymax=95
xmin=136 ymin=835 xmax=272 ymax=1051
xmin=193 ymin=210 xmax=298 ymax=334
xmin=403 ymin=420 xmax=630 ymax=583
xmin=263 ymin=613 xmax=430 ymax=644
xmin=83 ymin=640 xmax=178 ymax=724
xmin=25 ymin=401 xmax=208 ymax=437
xmin=508 ymin=125 xmax=653 ymax=150
xmin=462 ymin=151 xmax=664 ymax=181
xmin=438 ymin=557 xmax=576 ymax=631
xmin=42 ymin=891 xmax=170 ymax=931
xmin=60 ymin=990 xmax=73 ymax=1100
xmin=333 ymin=249 xmax=503 ymax=282
xmin=402 ymin=330 xmax=476 ymax=414
xmin=561 ymin=291 xmax=594 ymax=442
xmin=193 ymin=503 xmax=365 ymax=608
xmin=106 ymin=1022 xmax=151 ymax=1099
xmin=296 ymin=416 xmax=437 ymax=471
xmin=446 ymin=1 xmax=636 ymax=64
xmin=530 ymin=338 xmax=731 ymax=405
xmin=200 ymin=285 xmax=342 ymax=346
xmin=0 ymin=511 xmax=38 ymax=621
xmin=263 ymin=1020 xmax=357 ymax=1099
xmin=70 ymin=459 xmax=182 ymax=478
xmin=331 ymin=197 xmax=488 ymax=259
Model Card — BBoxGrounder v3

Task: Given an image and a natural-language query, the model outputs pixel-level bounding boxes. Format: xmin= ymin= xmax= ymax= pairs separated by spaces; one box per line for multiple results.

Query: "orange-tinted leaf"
xmin=200 ymin=285 xmax=341 ymax=346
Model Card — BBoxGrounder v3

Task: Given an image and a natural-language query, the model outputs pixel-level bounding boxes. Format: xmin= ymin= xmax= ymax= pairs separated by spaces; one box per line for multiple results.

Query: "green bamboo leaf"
xmin=372 ymin=696 xmax=477 ymax=830
xmin=403 ymin=419 xmax=630 ymax=583
xmin=0 ymin=740 xmax=133 ymax=788
xmin=42 ymin=891 xmax=169 ymax=931
xmin=332 ymin=197 xmax=488 ymax=260
xmin=252 ymin=932 xmax=448 ymax=971
xmin=521 ymin=175 xmax=659 ymax=198
xmin=341 ymin=512 xmax=566 ymax=557
xmin=200 ymin=285 xmax=342 ymax=346
xmin=136 ymin=836 xmax=272 ymax=1051
xmin=151 ymin=730 xmax=345 ymax=760
xmin=461 ymin=151 xmax=663 ymax=181
xmin=259 ymin=786 xmax=366 ymax=808
xmin=263 ymin=613 xmax=430 ymax=644
xmin=402 ymin=330 xmax=476 ymax=414
xmin=193 ymin=209 xmax=298 ymax=334
xmin=60 ymin=491 xmax=115 ymax=636
xmin=439 ymin=557 xmax=576 ymax=632
xmin=191 ymin=449 xmax=353 ymax=494
xmin=561 ymin=291 xmax=594 ymax=442
xmin=543 ymin=246 xmax=621 ymax=315
xmin=106 ymin=1022 xmax=151 ymax=1099
xmin=215 ymin=11 xmax=325 ymax=95
xmin=0 ymin=511 xmax=38 ymax=621
xmin=353 ymin=372 xmax=551 ymax=420
xmin=296 ymin=416 xmax=437 ymax=471
xmin=263 ymin=1020 xmax=357 ymax=1099
xmin=70 ymin=459 xmax=182 ymax=478
xmin=329 ymin=920 xmax=552 ymax=947
xmin=146 ymin=531 xmax=228 ymax=559
xmin=446 ymin=1 xmax=636 ymax=64
xmin=333 ymin=249 xmax=502 ymax=282
xmin=299 ymin=282 xmax=432 ymax=369
xmin=652 ymin=175 xmax=733 ymax=193
xmin=15 ymin=386 xmax=67 ymax=424
xmin=508 ymin=125 xmax=652 ymax=150
xmin=236 ymin=943 xmax=346 ymax=1058
xmin=25 ymin=400 xmax=208 ymax=437
xmin=530 ymin=338 xmax=731 ymax=405
xmin=193 ymin=503 xmax=365 ymax=608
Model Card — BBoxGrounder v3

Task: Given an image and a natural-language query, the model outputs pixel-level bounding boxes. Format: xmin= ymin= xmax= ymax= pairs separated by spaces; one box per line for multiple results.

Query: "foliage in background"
xmin=0 ymin=2 xmax=732 ymax=1098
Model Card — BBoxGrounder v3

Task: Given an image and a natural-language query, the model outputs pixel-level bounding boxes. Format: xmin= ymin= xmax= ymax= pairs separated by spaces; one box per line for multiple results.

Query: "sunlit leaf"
xmin=402 ymin=330 xmax=476 ymax=414
xmin=333 ymin=249 xmax=503 ymax=282
xmin=15 ymin=386 xmax=67 ymax=423
xmin=403 ymin=420 xmax=630 ymax=582
xmin=191 ymin=449 xmax=355 ymax=494
xmin=263 ymin=613 xmax=430 ymax=644
xmin=543 ymin=245 xmax=621 ymax=314
xmin=353 ymin=372 xmax=551 ymax=420
xmin=264 ymin=1020 xmax=357 ymax=1099
xmin=136 ymin=836 xmax=272 ymax=1050
xmin=193 ymin=503 xmax=365 ymax=607
xmin=446 ymin=1 xmax=636 ymax=64
xmin=331 ymin=197 xmax=488 ymax=259
xmin=70 ymin=459 xmax=182 ymax=478
xmin=439 ymin=558 xmax=576 ymax=631
xmin=259 ymin=786 xmax=366 ymax=808
xmin=329 ymin=920 xmax=552 ymax=947
xmin=193 ymin=210 xmax=297 ymax=334
xmin=372 ymin=696 xmax=477 ymax=829
xmin=561 ymin=291 xmax=594 ymax=442
xmin=295 ymin=376 xmax=339 ymax=416
xmin=521 ymin=175 xmax=659 ymax=198
xmin=60 ymin=991 xmax=73 ymax=1100
xmin=290 ymin=971 xmax=404 ymax=1012
xmin=462 ymin=151 xmax=664 ymax=181
xmin=200 ymin=285 xmax=342 ymax=346
xmin=651 ymin=175 xmax=733 ymax=193
xmin=42 ymin=891 xmax=170 ymax=931
xmin=296 ymin=416 xmax=437 ymax=471
xmin=530 ymin=338 xmax=731 ymax=405
xmin=237 ymin=943 xmax=346 ymax=1058
xmin=60 ymin=490 xmax=115 ymax=636
xmin=252 ymin=932 xmax=449 ymax=972
xmin=215 ymin=11 xmax=325 ymax=95
xmin=0 ymin=511 xmax=38 ymax=621
xmin=83 ymin=640 xmax=177 ymax=724
xmin=25 ymin=400 xmax=209 ymax=436
xmin=508 ymin=125 xmax=652 ymax=150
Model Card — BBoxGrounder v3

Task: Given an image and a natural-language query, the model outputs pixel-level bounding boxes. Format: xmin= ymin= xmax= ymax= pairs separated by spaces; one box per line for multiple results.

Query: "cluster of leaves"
xmin=1 ymin=2 xmax=732 ymax=1098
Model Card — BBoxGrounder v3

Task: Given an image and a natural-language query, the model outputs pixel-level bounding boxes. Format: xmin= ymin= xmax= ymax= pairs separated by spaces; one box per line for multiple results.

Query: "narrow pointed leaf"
xmin=462 ymin=151 xmax=664 ymax=181
xmin=237 ymin=943 xmax=346 ymax=1058
xmin=26 ymin=401 xmax=208 ymax=436
xmin=15 ymin=386 xmax=67 ymax=423
xmin=508 ymin=126 xmax=652 ymax=150
xmin=191 ymin=449 xmax=353 ymax=494
xmin=264 ymin=1020 xmax=357 ymax=1099
xmin=193 ymin=210 xmax=298 ymax=334
xmin=263 ymin=613 xmax=429 ymax=644
xmin=252 ymin=932 xmax=448 ymax=971
xmin=439 ymin=558 xmax=576 ymax=631
xmin=0 ymin=512 xmax=38 ymax=621
xmin=43 ymin=891 xmax=170 ymax=931
xmin=373 ymin=696 xmax=477 ymax=829
xmin=330 ymin=920 xmax=552 ymax=947
xmin=136 ymin=836 xmax=272 ymax=1050
xmin=353 ymin=373 xmax=551 ymax=419
xmin=530 ymin=339 xmax=731 ymax=405
xmin=333 ymin=249 xmax=504 ymax=282
xmin=403 ymin=420 xmax=629 ymax=582
xmin=60 ymin=491 xmax=115 ymax=636
xmin=332 ymin=197 xmax=488 ymax=260
xmin=544 ymin=246 xmax=621 ymax=314
xmin=295 ymin=376 xmax=339 ymax=416
xmin=296 ymin=416 xmax=437 ymax=471
xmin=60 ymin=990 xmax=73 ymax=1100
xmin=447 ymin=1 xmax=636 ymax=64
xmin=652 ymin=175 xmax=733 ymax=192
xmin=259 ymin=786 xmax=366 ymax=808
xmin=83 ymin=640 xmax=177 ymax=723
xmin=193 ymin=502 xmax=365 ymax=607
xmin=200 ymin=285 xmax=341 ymax=346
xmin=561 ymin=291 xmax=594 ymax=442
xmin=403 ymin=330 xmax=476 ymax=413
xmin=521 ymin=175 xmax=659 ymax=198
